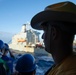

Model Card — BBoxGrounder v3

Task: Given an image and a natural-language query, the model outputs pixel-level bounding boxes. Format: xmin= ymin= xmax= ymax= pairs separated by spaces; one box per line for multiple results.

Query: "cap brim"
xmin=31 ymin=10 xmax=76 ymax=30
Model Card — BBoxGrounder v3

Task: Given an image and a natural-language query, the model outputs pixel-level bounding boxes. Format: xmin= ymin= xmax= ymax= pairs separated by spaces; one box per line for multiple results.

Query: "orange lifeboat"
xmin=17 ymin=38 xmax=26 ymax=42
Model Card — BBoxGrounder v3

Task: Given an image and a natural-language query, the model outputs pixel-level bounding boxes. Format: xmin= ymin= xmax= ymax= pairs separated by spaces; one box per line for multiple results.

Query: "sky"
xmin=0 ymin=0 xmax=76 ymax=40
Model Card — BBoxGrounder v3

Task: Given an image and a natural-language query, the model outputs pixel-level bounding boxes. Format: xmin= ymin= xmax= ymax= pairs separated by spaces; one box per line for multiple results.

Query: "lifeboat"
xmin=17 ymin=38 xmax=26 ymax=42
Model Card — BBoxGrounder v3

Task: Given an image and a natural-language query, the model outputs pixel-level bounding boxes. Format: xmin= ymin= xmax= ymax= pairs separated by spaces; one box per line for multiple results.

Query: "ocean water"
xmin=0 ymin=31 xmax=14 ymax=43
xmin=35 ymin=56 xmax=54 ymax=75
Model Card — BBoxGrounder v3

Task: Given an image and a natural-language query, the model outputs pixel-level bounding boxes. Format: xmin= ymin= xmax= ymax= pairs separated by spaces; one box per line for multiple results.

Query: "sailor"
xmin=2 ymin=43 xmax=15 ymax=75
xmin=15 ymin=54 xmax=36 ymax=75
xmin=0 ymin=40 xmax=9 ymax=75
xmin=31 ymin=1 xmax=76 ymax=75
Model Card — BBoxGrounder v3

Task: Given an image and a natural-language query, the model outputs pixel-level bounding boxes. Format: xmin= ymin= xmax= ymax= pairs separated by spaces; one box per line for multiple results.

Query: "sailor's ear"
xmin=51 ymin=26 xmax=57 ymax=40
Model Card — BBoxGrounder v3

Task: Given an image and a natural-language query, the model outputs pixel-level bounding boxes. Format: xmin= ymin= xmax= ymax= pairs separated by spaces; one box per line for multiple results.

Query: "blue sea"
xmin=0 ymin=31 xmax=14 ymax=43
xmin=35 ymin=56 xmax=54 ymax=75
